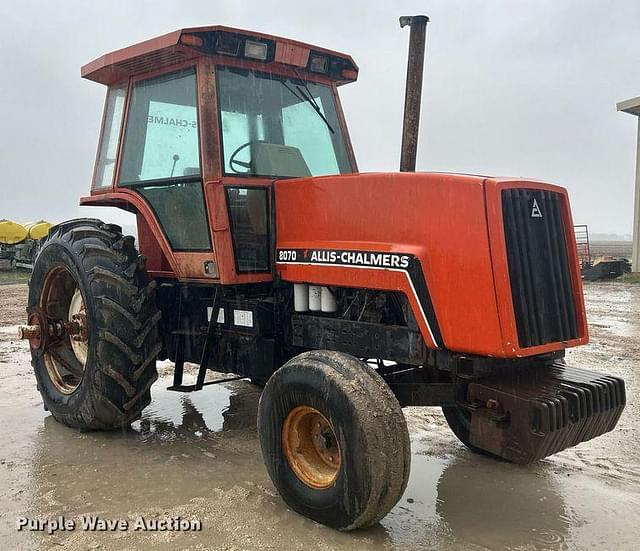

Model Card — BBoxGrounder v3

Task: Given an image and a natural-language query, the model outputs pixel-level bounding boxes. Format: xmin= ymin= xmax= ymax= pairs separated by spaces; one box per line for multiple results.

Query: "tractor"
xmin=19 ymin=17 xmax=625 ymax=530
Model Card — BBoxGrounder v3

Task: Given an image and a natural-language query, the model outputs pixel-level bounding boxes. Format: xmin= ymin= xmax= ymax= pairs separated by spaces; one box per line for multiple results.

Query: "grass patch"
xmin=619 ymin=272 xmax=640 ymax=283
xmin=0 ymin=270 xmax=30 ymax=285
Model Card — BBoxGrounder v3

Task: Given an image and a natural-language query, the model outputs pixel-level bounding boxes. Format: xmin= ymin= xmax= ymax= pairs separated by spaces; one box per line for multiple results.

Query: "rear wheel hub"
xmin=37 ymin=266 xmax=88 ymax=394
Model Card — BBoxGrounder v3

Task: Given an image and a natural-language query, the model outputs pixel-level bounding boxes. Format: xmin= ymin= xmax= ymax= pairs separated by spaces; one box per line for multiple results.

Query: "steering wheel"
xmin=229 ymin=140 xmax=261 ymax=174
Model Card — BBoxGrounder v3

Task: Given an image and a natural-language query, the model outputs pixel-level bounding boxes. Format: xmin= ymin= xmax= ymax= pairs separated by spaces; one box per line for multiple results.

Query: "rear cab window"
xmin=94 ymin=84 xmax=127 ymax=188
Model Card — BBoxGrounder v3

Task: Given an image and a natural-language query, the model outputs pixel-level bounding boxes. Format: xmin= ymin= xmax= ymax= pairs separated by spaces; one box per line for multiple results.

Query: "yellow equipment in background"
xmin=0 ymin=219 xmax=53 ymax=270
xmin=0 ymin=220 xmax=28 ymax=245
xmin=24 ymin=220 xmax=53 ymax=241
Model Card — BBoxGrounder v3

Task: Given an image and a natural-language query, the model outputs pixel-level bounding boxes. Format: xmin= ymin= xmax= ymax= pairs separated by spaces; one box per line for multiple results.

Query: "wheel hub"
xmin=282 ymin=406 xmax=341 ymax=489
xmin=21 ymin=266 xmax=89 ymax=394
xmin=68 ymin=288 xmax=88 ymax=366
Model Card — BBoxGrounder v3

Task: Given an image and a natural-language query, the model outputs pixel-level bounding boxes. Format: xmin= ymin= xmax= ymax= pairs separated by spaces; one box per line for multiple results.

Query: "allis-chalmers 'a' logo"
xmin=531 ymin=198 xmax=543 ymax=218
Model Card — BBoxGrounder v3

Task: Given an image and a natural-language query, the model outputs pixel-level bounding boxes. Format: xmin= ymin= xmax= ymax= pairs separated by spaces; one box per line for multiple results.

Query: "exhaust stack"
xmin=399 ymin=15 xmax=429 ymax=172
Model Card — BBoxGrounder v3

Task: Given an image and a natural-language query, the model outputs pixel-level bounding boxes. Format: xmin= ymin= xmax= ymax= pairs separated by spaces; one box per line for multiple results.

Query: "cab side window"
xmin=118 ymin=69 xmax=210 ymax=251
xmin=119 ymin=70 xmax=200 ymax=183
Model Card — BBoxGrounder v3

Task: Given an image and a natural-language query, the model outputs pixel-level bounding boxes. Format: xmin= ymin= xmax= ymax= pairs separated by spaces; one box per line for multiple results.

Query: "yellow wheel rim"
xmin=282 ymin=406 xmax=341 ymax=489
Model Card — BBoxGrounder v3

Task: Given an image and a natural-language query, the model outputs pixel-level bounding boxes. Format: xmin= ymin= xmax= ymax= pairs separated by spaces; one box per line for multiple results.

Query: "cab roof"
xmin=81 ymin=25 xmax=359 ymax=86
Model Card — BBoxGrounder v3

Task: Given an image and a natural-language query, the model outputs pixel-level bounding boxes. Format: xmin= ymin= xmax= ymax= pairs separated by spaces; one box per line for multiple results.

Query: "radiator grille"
xmin=502 ymin=189 xmax=579 ymax=347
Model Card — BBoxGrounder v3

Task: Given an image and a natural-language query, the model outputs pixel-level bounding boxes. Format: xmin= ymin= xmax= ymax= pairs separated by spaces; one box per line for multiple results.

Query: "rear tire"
xmin=28 ymin=218 xmax=161 ymax=430
xmin=257 ymin=350 xmax=410 ymax=530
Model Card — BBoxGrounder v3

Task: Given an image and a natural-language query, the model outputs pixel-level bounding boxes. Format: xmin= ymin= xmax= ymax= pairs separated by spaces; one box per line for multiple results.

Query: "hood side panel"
xmin=275 ymin=172 xmax=505 ymax=357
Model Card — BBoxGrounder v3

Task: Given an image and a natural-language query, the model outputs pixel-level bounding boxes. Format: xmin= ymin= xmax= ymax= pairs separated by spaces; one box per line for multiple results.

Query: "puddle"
xmin=375 ymin=443 xmax=578 ymax=549
xmin=10 ymin=377 xmax=635 ymax=550
xmin=131 ymin=383 xmax=236 ymax=437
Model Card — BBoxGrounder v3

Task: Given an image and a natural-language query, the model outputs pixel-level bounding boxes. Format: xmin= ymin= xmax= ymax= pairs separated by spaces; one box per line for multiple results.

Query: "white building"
xmin=617 ymin=96 xmax=640 ymax=272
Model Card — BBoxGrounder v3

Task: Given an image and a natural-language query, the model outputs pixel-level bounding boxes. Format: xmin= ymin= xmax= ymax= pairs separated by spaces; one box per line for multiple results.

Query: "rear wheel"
xmin=27 ymin=218 xmax=161 ymax=429
xmin=257 ymin=350 xmax=410 ymax=530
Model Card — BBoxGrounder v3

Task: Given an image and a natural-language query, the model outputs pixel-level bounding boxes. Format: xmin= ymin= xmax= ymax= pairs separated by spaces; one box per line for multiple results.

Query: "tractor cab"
xmin=81 ymin=26 xmax=358 ymax=282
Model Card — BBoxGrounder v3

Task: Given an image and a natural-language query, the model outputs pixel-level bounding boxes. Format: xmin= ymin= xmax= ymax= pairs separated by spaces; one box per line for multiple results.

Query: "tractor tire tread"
xmin=258 ymin=350 xmax=410 ymax=531
xmin=30 ymin=218 xmax=161 ymax=430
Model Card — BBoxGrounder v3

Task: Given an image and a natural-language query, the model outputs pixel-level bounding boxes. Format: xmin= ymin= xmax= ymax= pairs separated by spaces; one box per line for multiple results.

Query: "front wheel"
xmin=442 ymin=405 xmax=503 ymax=460
xmin=257 ymin=351 xmax=411 ymax=530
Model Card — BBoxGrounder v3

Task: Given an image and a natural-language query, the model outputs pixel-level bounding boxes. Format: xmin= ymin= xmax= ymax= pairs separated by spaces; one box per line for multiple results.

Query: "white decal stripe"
xmin=276 ymin=261 xmax=438 ymax=347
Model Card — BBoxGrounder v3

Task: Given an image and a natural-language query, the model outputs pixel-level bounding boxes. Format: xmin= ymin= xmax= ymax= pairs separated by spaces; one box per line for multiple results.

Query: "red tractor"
xmin=19 ymin=17 xmax=625 ymax=530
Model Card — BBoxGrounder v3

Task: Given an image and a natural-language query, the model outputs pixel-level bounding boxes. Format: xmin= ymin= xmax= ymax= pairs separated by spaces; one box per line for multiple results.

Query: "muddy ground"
xmin=0 ymin=281 xmax=638 ymax=550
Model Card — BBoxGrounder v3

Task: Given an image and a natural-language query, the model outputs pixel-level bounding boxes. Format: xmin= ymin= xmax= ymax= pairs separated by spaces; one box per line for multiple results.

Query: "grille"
xmin=502 ymin=189 xmax=579 ymax=347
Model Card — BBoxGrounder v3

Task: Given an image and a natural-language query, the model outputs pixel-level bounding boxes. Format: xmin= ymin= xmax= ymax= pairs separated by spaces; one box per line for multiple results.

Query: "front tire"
xmin=28 ymin=218 xmax=161 ymax=430
xmin=257 ymin=351 xmax=410 ymax=530
xmin=442 ymin=406 xmax=503 ymax=460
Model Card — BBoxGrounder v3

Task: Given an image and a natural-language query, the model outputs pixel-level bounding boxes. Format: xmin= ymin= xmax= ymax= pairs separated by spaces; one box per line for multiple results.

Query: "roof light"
xmin=244 ymin=40 xmax=268 ymax=61
xmin=309 ymin=54 xmax=328 ymax=74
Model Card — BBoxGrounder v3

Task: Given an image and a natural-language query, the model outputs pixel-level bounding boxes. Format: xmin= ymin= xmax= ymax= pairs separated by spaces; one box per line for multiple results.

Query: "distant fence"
xmin=574 ymin=225 xmax=591 ymax=266
xmin=589 ymin=241 xmax=633 ymax=259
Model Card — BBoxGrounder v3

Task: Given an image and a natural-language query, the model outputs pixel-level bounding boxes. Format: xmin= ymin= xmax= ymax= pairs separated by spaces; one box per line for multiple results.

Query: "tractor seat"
xmin=252 ymin=143 xmax=311 ymax=178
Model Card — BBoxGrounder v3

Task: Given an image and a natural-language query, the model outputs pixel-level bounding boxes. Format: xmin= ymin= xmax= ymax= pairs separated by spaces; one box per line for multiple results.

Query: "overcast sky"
xmin=1 ymin=0 xmax=639 ymax=234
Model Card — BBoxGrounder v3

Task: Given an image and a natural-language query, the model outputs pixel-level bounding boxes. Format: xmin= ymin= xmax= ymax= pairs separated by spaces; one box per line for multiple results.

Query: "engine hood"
xmin=274 ymin=171 xmax=587 ymax=358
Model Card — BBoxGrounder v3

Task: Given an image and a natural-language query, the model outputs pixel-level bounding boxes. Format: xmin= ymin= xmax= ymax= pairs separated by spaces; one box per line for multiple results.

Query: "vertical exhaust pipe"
xmin=399 ymin=15 xmax=429 ymax=172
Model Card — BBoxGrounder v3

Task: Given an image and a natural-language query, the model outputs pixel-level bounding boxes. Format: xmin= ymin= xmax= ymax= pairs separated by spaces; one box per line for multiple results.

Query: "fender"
xmin=80 ymin=190 xmax=215 ymax=280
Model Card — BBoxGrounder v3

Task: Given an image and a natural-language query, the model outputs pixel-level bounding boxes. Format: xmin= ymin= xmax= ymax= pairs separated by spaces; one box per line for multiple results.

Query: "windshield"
xmin=216 ymin=67 xmax=353 ymax=178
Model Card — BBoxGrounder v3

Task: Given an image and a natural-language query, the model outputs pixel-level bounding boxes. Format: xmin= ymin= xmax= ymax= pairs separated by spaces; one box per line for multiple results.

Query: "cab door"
xmin=115 ymin=65 xmax=217 ymax=279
